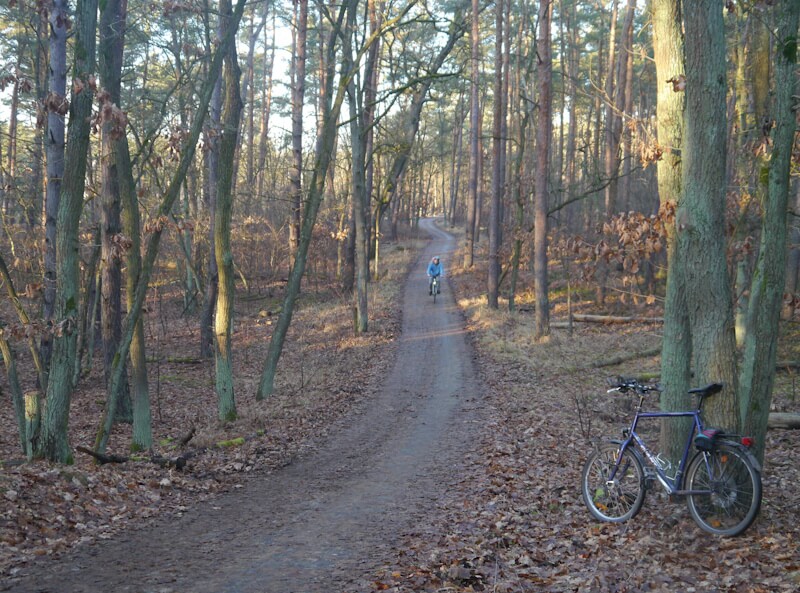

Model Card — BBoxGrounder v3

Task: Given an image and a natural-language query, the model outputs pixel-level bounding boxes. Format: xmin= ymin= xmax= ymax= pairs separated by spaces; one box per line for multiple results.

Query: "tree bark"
xmin=288 ymin=0 xmax=308 ymax=259
xmin=739 ymin=0 xmax=800 ymax=463
xmin=533 ymin=0 xmax=553 ymax=340
xmin=99 ymin=0 xmax=132 ymax=424
xmin=487 ymin=0 xmax=504 ymax=309
xmin=346 ymin=0 xmax=370 ymax=334
xmin=464 ymin=0 xmax=480 ymax=269
xmin=257 ymin=1 xmax=352 ymax=400
xmin=41 ymin=0 xmax=70 ymax=389
xmin=652 ymin=0 xmax=691 ymax=465
xmin=214 ymin=0 xmax=243 ymax=423
xmin=95 ymin=0 xmax=249 ymax=454
xmin=200 ymin=9 xmax=223 ymax=360
xmin=37 ymin=0 xmax=99 ymax=463
xmin=679 ymin=0 xmax=739 ymax=431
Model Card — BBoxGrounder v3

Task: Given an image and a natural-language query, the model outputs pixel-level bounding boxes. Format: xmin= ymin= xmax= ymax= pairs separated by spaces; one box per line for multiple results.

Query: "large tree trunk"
xmin=533 ymin=0 xmax=553 ymax=340
xmin=652 ymin=0 xmax=691 ymax=465
xmin=118 ymin=138 xmax=151 ymax=452
xmin=99 ymin=0 xmax=132 ymax=424
xmin=41 ymin=0 xmax=71 ymax=389
xmin=679 ymin=0 xmax=739 ymax=430
xmin=739 ymin=0 xmax=800 ymax=463
xmin=37 ymin=0 xmax=99 ymax=463
xmin=214 ymin=0 xmax=243 ymax=423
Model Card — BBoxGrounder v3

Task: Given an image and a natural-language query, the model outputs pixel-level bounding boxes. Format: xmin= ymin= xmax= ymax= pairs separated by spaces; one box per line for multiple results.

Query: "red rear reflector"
xmin=741 ymin=437 xmax=754 ymax=448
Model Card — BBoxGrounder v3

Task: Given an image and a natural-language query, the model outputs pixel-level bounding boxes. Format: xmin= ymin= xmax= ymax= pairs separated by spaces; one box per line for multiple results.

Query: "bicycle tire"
xmin=581 ymin=443 xmax=646 ymax=523
xmin=685 ymin=443 xmax=762 ymax=536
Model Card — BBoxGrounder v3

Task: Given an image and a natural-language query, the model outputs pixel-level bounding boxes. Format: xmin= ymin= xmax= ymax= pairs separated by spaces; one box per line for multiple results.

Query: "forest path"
xmin=4 ymin=219 xmax=486 ymax=593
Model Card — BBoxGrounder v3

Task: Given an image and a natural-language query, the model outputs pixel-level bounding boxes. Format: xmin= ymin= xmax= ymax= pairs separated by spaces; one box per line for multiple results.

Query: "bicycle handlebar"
xmin=606 ymin=376 xmax=662 ymax=394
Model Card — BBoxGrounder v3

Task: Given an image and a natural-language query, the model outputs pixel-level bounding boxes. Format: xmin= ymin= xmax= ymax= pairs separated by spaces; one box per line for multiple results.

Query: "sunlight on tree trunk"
xmin=214 ymin=0 xmax=243 ymax=422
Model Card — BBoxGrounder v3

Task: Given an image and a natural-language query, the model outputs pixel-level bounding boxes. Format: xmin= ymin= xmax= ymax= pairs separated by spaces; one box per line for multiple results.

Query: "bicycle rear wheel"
xmin=686 ymin=443 xmax=762 ymax=536
xmin=581 ymin=443 xmax=646 ymax=523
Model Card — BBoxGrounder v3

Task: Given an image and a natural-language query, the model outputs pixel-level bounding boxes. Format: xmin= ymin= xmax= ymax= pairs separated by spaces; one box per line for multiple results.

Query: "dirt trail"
xmin=4 ymin=219 xmax=485 ymax=593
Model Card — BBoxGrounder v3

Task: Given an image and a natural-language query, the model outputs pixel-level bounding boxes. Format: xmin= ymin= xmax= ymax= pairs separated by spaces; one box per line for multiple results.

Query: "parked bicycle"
xmin=581 ymin=378 xmax=762 ymax=536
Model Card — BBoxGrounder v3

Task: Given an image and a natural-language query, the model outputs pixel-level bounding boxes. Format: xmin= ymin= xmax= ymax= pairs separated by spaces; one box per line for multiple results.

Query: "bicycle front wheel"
xmin=686 ymin=444 xmax=762 ymax=536
xmin=581 ymin=443 xmax=646 ymax=523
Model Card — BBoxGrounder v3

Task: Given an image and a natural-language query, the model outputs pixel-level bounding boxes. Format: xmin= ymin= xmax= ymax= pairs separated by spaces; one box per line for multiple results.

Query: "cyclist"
xmin=427 ymin=256 xmax=443 ymax=295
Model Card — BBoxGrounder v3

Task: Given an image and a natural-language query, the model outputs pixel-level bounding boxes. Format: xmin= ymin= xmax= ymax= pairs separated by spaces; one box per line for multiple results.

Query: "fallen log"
xmin=776 ymin=361 xmax=800 ymax=372
xmin=768 ymin=413 xmax=800 ymax=429
xmin=77 ymin=445 xmax=201 ymax=470
xmin=572 ymin=314 xmax=664 ymax=324
xmin=76 ymin=446 xmax=128 ymax=464
xmin=591 ymin=346 xmax=662 ymax=368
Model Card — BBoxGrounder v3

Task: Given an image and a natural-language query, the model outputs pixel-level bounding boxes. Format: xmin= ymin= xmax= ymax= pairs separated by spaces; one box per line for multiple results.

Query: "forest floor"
xmin=1 ymin=220 xmax=800 ymax=592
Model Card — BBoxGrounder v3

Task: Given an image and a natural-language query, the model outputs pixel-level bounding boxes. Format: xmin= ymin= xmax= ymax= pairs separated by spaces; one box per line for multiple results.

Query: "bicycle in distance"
xmin=581 ymin=378 xmax=762 ymax=536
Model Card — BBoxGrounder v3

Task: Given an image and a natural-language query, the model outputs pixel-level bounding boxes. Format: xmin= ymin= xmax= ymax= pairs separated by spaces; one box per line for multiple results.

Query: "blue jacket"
xmin=427 ymin=260 xmax=443 ymax=277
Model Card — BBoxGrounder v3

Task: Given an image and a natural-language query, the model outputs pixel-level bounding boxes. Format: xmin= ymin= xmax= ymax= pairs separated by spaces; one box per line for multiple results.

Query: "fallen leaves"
xmin=356 ymin=269 xmax=800 ymax=593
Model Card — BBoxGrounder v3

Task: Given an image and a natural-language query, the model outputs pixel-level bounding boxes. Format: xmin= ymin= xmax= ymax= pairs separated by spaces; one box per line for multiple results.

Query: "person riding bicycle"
xmin=427 ymin=256 xmax=443 ymax=295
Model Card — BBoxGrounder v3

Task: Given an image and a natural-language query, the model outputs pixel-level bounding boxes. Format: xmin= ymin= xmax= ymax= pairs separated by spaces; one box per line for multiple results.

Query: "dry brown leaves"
xmin=361 ymin=266 xmax=800 ymax=593
xmin=0 ymin=245 xmax=409 ymax=578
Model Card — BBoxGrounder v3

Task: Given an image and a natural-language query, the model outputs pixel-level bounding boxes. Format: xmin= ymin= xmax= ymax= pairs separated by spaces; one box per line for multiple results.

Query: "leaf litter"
xmin=1 ymin=240 xmax=798 ymax=592
xmin=358 ymin=265 xmax=800 ymax=593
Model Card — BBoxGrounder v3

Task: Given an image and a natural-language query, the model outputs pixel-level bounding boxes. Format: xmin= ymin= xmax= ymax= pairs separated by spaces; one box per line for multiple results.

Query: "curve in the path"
xmin=4 ymin=218 xmax=483 ymax=593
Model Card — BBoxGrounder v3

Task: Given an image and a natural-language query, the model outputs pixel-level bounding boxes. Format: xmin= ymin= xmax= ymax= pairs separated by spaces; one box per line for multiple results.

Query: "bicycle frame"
xmin=585 ymin=379 xmax=763 ymax=536
xmin=617 ymin=409 xmax=704 ymax=494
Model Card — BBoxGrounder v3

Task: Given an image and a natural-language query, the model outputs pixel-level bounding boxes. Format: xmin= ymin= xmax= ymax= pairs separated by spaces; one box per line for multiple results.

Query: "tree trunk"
xmin=27 ymin=8 xmax=48 ymax=230
xmin=95 ymin=0 xmax=249 ymax=454
xmin=0 ymin=325 xmax=27 ymax=453
xmin=783 ymin=180 xmax=800 ymax=318
xmin=288 ymin=0 xmax=308 ymax=259
xmin=464 ymin=0 xmax=480 ymax=269
xmin=347 ymin=1 xmax=370 ymax=334
xmin=257 ymin=1 xmax=352 ymax=400
xmin=679 ymin=0 xmax=739 ymax=430
xmin=508 ymin=112 xmax=529 ymax=313
xmin=214 ymin=0 xmax=243 ymax=423
xmin=37 ymin=0 xmax=99 ymax=463
xmin=41 ymin=0 xmax=71 ymax=389
xmin=533 ymin=0 xmax=553 ymax=340
xmin=739 ymin=0 xmax=800 ymax=463
xmin=487 ymin=0 xmax=504 ymax=309
xmin=99 ymin=0 xmax=132 ymax=424
xmin=118 ymin=137 xmax=151 ymax=452
xmin=256 ymin=11 xmax=276 ymax=210
xmin=652 ymin=0 xmax=691 ymax=466
xmin=200 ymin=12 xmax=223 ymax=360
